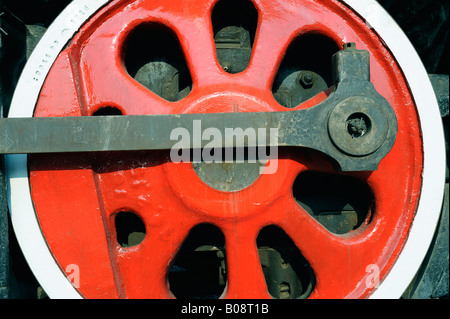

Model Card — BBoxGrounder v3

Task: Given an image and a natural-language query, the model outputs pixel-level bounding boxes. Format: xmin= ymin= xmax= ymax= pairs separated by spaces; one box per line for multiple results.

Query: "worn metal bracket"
xmin=0 ymin=44 xmax=398 ymax=172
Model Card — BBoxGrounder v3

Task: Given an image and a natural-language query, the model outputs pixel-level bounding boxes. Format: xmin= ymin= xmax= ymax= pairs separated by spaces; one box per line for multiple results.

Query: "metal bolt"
xmin=346 ymin=113 xmax=371 ymax=138
xmin=300 ymin=72 xmax=315 ymax=88
xmin=221 ymin=62 xmax=232 ymax=73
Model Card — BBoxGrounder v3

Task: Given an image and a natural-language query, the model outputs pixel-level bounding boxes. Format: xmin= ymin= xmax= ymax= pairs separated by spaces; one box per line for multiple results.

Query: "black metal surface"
xmin=0 ymin=16 xmax=9 ymax=299
xmin=257 ymin=226 xmax=315 ymax=299
xmin=0 ymin=45 xmax=398 ymax=172
xmin=274 ymin=70 xmax=329 ymax=109
xmin=168 ymin=224 xmax=227 ymax=299
xmin=378 ymin=0 xmax=449 ymax=74
xmin=429 ymin=74 xmax=449 ymax=118
xmin=212 ymin=0 xmax=257 ymax=74
xmin=403 ymin=185 xmax=449 ymax=299
xmin=293 ymin=171 xmax=374 ymax=235
xmin=125 ymin=23 xmax=192 ymax=102
xmin=272 ymin=33 xmax=339 ymax=109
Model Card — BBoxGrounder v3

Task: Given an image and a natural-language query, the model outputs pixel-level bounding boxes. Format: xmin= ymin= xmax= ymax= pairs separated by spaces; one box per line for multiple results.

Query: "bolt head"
xmin=300 ymin=72 xmax=315 ymax=88
xmin=221 ymin=62 xmax=232 ymax=73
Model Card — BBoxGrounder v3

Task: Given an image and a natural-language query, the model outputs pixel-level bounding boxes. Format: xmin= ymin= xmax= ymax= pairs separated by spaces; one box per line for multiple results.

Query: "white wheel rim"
xmin=344 ymin=0 xmax=446 ymax=299
xmin=6 ymin=0 xmax=111 ymax=299
xmin=6 ymin=0 xmax=446 ymax=299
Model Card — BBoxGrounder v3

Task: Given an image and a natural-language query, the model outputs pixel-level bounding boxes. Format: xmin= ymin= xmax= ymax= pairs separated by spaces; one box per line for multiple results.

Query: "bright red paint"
xmin=29 ymin=0 xmax=423 ymax=298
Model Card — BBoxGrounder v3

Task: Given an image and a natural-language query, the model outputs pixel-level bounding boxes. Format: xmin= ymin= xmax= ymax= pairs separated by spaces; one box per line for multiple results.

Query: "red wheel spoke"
xmin=222 ymin=222 xmax=272 ymax=299
xmin=88 ymin=156 xmax=199 ymax=298
xmin=243 ymin=2 xmax=311 ymax=89
xmin=114 ymin=209 xmax=200 ymax=299
xmin=174 ymin=15 xmax=221 ymax=90
xmin=67 ymin=1 xmax=190 ymax=116
xmin=271 ymin=199 xmax=375 ymax=298
xmin=74 ymin=0 xmax=220 ymax=115
xmin=72 ymin=42 xmax=171 ymax=116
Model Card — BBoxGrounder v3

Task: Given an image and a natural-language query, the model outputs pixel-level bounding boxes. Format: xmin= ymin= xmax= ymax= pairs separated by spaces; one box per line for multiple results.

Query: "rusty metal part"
xmin=0 ymin=45 xmax=397 ymax=172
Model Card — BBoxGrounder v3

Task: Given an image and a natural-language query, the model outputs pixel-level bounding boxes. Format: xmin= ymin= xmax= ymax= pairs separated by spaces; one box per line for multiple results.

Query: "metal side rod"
xmin=0 ymin=44 xmax=398 ymax=171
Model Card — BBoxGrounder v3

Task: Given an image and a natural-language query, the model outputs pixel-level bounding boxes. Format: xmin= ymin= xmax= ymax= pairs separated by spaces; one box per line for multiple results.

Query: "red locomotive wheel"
xmin=8 ymin=0 xmax=443 ymax=299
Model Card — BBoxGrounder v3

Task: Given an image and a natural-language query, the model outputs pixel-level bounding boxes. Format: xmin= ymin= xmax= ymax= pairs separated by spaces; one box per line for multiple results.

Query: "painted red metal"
xmin=29 ymin=0 xmax=423 ymax=298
